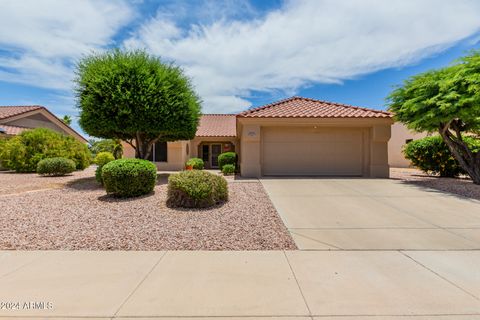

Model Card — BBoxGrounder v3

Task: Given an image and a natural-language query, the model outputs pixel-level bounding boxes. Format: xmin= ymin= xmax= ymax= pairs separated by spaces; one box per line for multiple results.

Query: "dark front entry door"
xmin=211 ymin=144 xmax=222 ymax=168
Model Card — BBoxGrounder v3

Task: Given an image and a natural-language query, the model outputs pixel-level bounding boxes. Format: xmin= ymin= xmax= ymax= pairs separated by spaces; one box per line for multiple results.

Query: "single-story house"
xmin=0 ymin=105 xmax=87 ymax=143
xmin=123 ymin=96 xmax=395 ymax=178
xmin=388 ymin=122 xmax=428 ymax=168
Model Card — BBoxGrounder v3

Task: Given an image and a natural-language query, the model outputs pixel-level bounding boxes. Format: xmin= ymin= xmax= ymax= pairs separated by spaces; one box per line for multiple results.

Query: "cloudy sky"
xmin=0 ymin=0 xmax=480 ymax=135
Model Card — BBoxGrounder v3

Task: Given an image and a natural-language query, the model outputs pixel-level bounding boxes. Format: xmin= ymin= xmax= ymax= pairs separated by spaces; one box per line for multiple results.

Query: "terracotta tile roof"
xmin=196 ymin=114 xmax=237 ymax=137
xmin=0 ymin=124 xmax=29 ymax=135
xmin=238 ymin=96 xmax=392 ymax=118
xmin=0 ymin=105 xmax=43 ymax=120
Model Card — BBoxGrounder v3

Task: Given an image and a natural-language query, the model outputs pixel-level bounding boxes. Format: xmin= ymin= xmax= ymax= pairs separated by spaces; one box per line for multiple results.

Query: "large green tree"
xmin=75 ymin=49 xmax=201 ymax=159
xmin=388 ymin=51 xmax=480 ymax=184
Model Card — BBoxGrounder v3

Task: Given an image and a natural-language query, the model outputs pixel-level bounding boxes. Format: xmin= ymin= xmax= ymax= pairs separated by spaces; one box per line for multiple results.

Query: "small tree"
xmin=388 ymin=51 xmax=480 ymax=184
xmin=89 ymin=139 xmax=123 ymax=159
xmin=62 ymin=115 xmax=72 ymax=125
xmin=75 ymin=49 xmax=201 ymax=159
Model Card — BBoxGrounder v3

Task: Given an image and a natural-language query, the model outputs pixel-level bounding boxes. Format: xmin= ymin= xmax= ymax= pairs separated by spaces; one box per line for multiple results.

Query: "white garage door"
xmin=262 ymin=127 xmax=364 ymax=176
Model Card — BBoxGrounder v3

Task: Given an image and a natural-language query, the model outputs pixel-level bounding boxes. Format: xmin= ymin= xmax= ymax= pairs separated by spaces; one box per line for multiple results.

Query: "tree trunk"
xmin=438 ymin=127 xmax=480 ymax=184
xmin=133 ymin=132 xmax=158 ymax=160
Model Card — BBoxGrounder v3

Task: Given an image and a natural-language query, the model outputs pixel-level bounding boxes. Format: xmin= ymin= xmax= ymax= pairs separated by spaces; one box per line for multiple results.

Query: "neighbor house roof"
xmin=0 ymin=124 xmax=29 ymax=135
xmin=238 ymin=96 xmax=392 ymax=118
xmin=0 ymin=105 xmax=87 ymax=143
xmin=0 ymin=105 xmax=43 ymax=120
xmin=196 ymin=114 xmax=237 ymax=137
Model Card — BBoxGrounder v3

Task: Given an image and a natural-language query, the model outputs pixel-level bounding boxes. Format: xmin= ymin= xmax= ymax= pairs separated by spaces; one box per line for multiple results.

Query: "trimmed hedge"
xmin=218 ymin=152 xmax=236 ymax=170
xmin=94 ymin=152 xmax=115 ymax=184
xmin=167 ymin=170 xmax=228 ymax=208
xmin=102 ymin=159 xmax=157 ymax=197
xmin=403 ymin=135 xmax=480 ymax=177
xmin=185 ymin=157 xmax=204 ymax=169
xmin=37 ymin=157 xmax=76 ymax=176
xmin=221 ymin=164 xmax=235 ymax=175
xmin=0 ymin=128 xmax=91 ymax=172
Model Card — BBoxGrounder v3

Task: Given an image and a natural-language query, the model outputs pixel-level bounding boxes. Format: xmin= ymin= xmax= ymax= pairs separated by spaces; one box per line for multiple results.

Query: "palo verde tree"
xmin=75 ymin=49 xmax=201 ymax=159
xmin=388 ymin=51 xmax=480 ymax=184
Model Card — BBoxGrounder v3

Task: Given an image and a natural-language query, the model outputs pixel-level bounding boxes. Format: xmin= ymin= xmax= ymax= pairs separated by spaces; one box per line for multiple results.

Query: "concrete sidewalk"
xmin=0 ymin=250 xmax=479 ymax=319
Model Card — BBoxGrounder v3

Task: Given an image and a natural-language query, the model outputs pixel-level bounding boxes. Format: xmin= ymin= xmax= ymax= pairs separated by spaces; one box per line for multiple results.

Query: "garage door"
xmin=262 ymin=127 xmax=364 ymax=176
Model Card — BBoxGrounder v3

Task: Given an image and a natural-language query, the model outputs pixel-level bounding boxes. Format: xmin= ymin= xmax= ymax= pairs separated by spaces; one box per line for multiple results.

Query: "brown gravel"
xmin=390 ymin=167 xmax=480 ymax=200
xmin=0 ymin=171 xmax=296 ymax=250
xmin=0 ymin=166 xmax=96 ymax=195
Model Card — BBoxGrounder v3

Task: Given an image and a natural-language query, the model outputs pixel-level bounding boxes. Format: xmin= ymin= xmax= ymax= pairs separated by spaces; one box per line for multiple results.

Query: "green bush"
xmin=102 ymin=159 xmax=157 ymax=197
xmin=221 ymin=164 xmax=235 ymax=175
xmin=37 ymin=157 xmax=76 ymax=176
xmin=89 ymin=139 xmax=123 ymax=159
xmin=0 ymin=128 xmax=91 ymax=172
xmin=95 ymin=152 xmax=115 ymax=166
xmin=167 ymin=170 xmax=228 ymax=208
xmin=403 ymin=136 xmax=480 ymax=177
xmin=94 ymin=152 xmax=115 ymax=184
xmin=185 ymin=157 xmax=204 ymax=169
xmin=218 ymin=152 xmax=236 ymax=170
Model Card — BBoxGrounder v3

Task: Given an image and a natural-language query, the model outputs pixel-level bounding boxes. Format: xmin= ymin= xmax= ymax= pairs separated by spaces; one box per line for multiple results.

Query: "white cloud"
xmin=125 ymin=0 xmax=480 ymax=113
xmin=0 ymin=0 xmax=134 ymax=90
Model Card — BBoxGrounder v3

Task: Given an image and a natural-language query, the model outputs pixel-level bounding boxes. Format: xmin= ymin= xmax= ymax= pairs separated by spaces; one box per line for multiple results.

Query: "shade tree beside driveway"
xmin=388 ymin=51 xmax=480 ymax=184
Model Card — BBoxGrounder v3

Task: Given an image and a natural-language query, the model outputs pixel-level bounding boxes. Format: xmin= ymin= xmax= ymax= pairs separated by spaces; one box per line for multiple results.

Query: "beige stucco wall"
xmin=121 ymin=140 xmax=189 ymax=171
xmin=238 ymin=118 xmax=393 ymax=178
xmin=388 ymin=122 xmax=428 ymax=168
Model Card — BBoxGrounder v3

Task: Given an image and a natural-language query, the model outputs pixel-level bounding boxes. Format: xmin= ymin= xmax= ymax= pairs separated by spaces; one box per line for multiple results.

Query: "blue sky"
xmin=0 ymin=0 xmax=480 ymax=137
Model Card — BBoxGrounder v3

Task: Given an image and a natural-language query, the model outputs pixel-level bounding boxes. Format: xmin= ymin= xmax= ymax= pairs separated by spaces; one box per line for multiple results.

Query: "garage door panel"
xmin=262 ymin=127 xmax=364 ymax=176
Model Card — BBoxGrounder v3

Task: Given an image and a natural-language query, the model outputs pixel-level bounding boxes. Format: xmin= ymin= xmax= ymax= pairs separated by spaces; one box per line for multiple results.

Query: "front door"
xmin=211 ymin=144 xmax=222 ymax=168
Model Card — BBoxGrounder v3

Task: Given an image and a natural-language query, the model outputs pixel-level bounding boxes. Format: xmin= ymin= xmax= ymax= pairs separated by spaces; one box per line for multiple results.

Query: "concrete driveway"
xmin=261 ymin=178 xmax=480 ymax=250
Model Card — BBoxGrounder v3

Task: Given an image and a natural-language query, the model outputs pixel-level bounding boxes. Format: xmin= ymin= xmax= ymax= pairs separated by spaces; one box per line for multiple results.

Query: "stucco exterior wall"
xmin=388 ymin=122 xmax=428 ymax=168
xmin=238 ymin=118 xmax=393 ymax=178
xmin=121 ymin=140 xmax=189 ymax=171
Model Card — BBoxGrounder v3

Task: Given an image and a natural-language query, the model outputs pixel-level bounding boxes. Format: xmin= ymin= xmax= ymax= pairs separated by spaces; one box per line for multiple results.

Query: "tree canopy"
xmin=388 ymin=51 xmax=480 ymax=183
xmin=75 ymin=49 xmax=201 ymax=159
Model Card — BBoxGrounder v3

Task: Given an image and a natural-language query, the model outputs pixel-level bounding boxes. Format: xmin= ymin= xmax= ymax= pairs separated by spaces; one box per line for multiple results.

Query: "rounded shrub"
xmin=218 ymin=152 xmax=236 ymax=170
xmin=95 ymin=152 xmax=115 ymax=166
xmin=185 ymin=157 xmax=204 ymax=169
xmin=37 ymin=157 xmax=76 ymax=176
xmin=167 ymin=170 xmax=228 ymax=208
xmin=101 ymin=159 xmax=157 ymax=197
xmin=221 ymin=164 xmax=235 ymax=175
xmin=403 ymin=136 xmax=480 ymax=177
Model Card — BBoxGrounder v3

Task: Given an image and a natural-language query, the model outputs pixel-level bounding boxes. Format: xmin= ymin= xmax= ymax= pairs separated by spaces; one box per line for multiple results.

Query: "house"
xmin=388 ymin=122 xmax=428 ymax=168
xmin=0 ymin=105 xmax=87 ymax=143
xmin=124 ymin=96 xmax=394 ymax=178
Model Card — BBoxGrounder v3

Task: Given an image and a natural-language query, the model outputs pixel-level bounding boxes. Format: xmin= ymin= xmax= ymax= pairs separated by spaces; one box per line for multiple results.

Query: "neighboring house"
xmin=0 ymin=106 xmax=87 ymax=143
xmin=123 ymin=96 xmax=394 ymax=178
xmin=388 ymin=122 xmax=428 ymax=168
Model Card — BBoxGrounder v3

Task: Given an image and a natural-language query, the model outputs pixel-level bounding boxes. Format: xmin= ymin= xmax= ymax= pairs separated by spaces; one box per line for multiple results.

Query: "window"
xmin=405 ymin=139 xmax=413 ymax=144
xmin=147 ymin=142 xmax=168 ymax=162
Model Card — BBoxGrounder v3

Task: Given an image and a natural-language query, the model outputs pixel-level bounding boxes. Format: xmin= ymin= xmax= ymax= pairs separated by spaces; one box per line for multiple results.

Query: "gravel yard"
xmin=390 ymin=167 xmax=480 ymax=200
xmin=0 ymin=166 xmax=96 ymax=195
xmin=0 ymin=169 xmax=296 ymax=250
